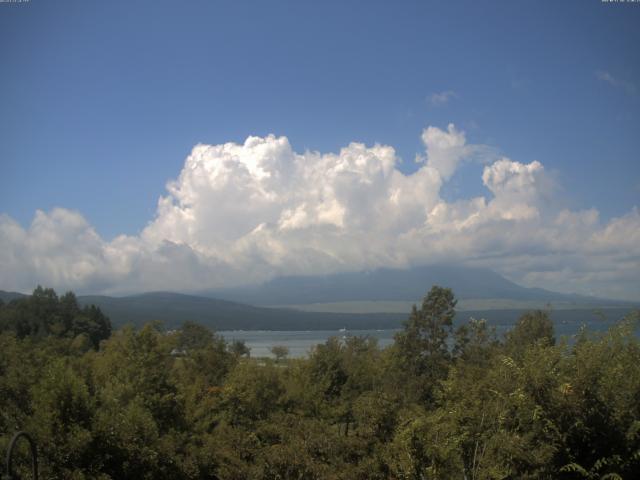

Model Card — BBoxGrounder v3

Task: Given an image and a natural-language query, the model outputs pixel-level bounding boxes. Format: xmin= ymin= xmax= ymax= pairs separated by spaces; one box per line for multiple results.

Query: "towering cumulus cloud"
xmin=1 ymin=124 xmax=638 ymax=299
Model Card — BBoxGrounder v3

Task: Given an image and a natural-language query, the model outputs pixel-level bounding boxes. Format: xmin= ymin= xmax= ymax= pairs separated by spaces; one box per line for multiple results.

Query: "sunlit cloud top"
xmin=1 ymin=124 xmax=638 ymax=300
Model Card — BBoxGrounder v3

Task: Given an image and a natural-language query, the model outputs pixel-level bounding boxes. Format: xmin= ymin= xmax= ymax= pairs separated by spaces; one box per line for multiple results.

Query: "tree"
xmin=392 ymin=286 xmax=457 ymax=403
xmin=270 ymin=345 xmax=289 ymax=363
xmin=178 ymin=321 xmax=214 ymax=351
xmin=385 ymin=406 xmax=464 ymax=479
xmin=28 ymin=359 xmax=96 ymax=478
xmin=229 ymin=339 xmax=250 ymax=358
xmin=0 ymin=287 xmax=111 ymax=347
xmin=505 ymin=309 xmax=555 ymax=358
xmin=72 ymin=304 xmax=111 ymax=348
xmin=221 ymin=361 xmax=286 ymax=425
xmin=453 ymin=317 xmax=499 ymax=366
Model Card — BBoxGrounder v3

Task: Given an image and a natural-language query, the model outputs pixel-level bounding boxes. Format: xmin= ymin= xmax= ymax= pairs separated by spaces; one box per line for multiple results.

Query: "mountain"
xmin=4 ymin=289 xmax=403 ymax=330
xmin=64 ymin=292 xmax=640 ymax=332
xmin=76 ymin=292 xmax=404 ymax=330
xmin=2 ymin=265 xmax=636 ymax=332
xmin=0 ymin=290 xmax=27 ymax=303
xmin=205 ymin=265 xmax=624 ymax=307
xmin=2 ymin=289 xmax=634 ymax=332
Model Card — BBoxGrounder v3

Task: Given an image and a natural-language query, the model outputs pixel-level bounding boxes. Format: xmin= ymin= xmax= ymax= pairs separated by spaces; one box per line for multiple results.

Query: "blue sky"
xmin=0 ymin=0 xmax=639 ymax=298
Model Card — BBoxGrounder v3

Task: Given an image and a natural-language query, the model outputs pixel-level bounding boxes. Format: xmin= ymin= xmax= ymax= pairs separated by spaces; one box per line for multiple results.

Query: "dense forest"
xmin=1 ymin=286 xmax=639 ymax=479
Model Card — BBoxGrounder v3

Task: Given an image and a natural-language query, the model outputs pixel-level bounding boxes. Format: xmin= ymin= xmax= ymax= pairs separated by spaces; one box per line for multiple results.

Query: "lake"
xmin=219 ymin=317 xmax=624 ymax=358
xmin=218 ymin=329 xmax=398 ymax=358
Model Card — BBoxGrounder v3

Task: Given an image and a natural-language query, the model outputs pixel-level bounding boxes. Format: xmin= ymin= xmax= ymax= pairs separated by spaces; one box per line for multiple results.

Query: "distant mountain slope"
xmin=206 ymin=265 xmax=622 ymax=306
xmin=3 ymin=289 xmax=634 ymax=332
xmin=0 ymin=290 xmax=27 ymax=303
xmin=76 ymin=292 xmax=634 ymax=332
xmin=77 ymin=292 xmax=404 ymax=330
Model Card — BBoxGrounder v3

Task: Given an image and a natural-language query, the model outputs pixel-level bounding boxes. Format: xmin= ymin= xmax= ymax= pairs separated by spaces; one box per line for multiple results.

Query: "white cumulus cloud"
xmin=0 ymin=124 xmax=638 ymax=300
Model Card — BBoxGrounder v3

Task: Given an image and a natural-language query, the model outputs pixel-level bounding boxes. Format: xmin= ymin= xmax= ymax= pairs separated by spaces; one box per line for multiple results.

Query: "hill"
xmin=0 ymin=290 xmax=27 ymax=303
xmin=4 ymin=263 xmax=637 ymax=332
xmin=76 ymin=292 xmax=405 ymax=330
xmin=69 ymin=293 xmax=639 ymax=332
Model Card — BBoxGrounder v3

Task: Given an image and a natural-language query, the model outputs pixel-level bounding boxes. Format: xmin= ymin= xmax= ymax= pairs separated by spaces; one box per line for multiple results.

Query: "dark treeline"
xmin=1 ymin=286 xmax=639 ymax=479
xmin=0 ymin=286 xmax=111 ymax=348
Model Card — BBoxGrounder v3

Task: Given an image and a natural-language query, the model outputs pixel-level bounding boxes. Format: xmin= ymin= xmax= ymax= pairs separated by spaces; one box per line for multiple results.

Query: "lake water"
xmin=219 ymin=318 xmax=623 ymax=358
xmin=219 ymin=329 xmax=398 ymax=358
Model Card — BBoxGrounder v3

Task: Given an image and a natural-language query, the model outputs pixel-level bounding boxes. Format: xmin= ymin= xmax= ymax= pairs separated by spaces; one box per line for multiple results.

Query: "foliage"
xmin=270 ymin=345 xmax=289 ymax=362
xmin=391 ymin=286 xmax=457 ymax=404
xmin=0 ymin=286 xmax=111 ymax=348
xmin=1 ymin=287 xmax=639 ymax=479
xmin=504 ymin=309 xmax=555 ymax=357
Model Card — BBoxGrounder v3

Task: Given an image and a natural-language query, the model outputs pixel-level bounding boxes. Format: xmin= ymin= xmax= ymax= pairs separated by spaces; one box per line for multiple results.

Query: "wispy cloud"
xmin=596 ymin=70 xmax=637 ymax=96
xmin=428 ymin=90 xmax=458 ymax=106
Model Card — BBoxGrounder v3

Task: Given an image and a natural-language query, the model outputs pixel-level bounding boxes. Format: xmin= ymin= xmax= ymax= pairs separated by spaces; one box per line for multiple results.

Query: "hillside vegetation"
xmin=1 ymin=286 xmax=639 ymax=479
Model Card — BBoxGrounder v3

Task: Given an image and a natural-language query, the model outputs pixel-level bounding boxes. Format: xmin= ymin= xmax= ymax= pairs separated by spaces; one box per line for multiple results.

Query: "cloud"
xmin=428 ymin=90 xmax=458 ymax=106
xmin=596 ymin=70 xmax=637 ymax=96
xmin=0 ymin=124 xmax=638 ymax=300
xmin=421 ymin=124 xmax=470 ymax=180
